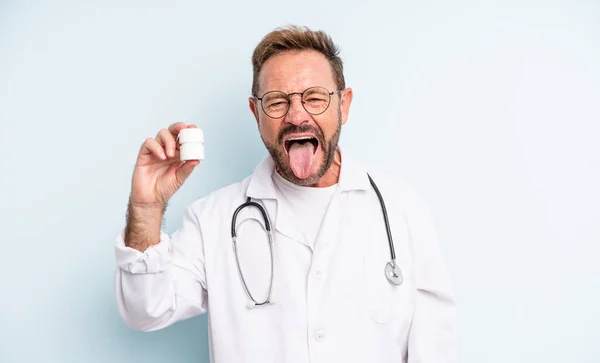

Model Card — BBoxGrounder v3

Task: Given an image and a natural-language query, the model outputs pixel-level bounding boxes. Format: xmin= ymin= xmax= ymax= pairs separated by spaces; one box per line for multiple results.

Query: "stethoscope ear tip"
xmin=247 ymin=301 xmax=257 ymax=308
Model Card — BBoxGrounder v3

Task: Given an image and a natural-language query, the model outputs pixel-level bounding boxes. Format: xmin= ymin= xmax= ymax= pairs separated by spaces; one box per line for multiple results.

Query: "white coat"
xmin=114 ymin=148 xmax=458 ymax=363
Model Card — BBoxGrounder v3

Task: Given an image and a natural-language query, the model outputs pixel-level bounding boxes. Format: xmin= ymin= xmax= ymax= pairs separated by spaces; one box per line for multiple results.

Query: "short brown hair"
xmin=251 ymin=25 xmax=345 ymax=97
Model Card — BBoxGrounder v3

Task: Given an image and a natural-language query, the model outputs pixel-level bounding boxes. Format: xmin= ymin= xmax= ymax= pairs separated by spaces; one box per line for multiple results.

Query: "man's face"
xmin=249 ymin=50 xmax=353 ymax=186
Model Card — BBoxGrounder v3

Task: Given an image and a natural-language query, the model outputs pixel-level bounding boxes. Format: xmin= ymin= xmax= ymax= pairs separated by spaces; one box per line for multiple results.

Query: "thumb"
xmin=176 ymin=160 xmax=200 ymax=184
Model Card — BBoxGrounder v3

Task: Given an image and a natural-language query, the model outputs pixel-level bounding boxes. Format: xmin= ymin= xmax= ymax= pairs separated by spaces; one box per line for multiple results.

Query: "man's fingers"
xmin=156 ymin=129 xmax=176 ymax=158
xmin=168 ymin=122 xmax=187 ymax=136
xmin=140 ymin=138 xmax=166 ymax=160
xmin=158 ymin=123 xmax=196 ymax=152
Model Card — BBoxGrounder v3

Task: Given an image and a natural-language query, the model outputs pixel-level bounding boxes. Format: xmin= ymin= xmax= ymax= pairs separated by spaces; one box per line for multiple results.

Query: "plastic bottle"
xmin=177 ymin=128 xmax=204 ymax=161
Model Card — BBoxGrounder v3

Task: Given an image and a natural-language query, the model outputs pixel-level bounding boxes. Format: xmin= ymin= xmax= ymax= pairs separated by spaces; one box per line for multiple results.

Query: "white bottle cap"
xmin=177 ymin=128 xmax=204 ymax=143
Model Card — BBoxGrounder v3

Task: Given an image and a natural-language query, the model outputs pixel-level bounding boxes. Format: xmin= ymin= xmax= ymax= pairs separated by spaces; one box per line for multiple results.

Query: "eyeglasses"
xmin=254 ymin=86 xmax=341 ymax=119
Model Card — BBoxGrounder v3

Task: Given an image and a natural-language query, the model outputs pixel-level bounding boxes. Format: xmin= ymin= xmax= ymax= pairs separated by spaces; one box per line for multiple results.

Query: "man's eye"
xmin=268 ymin=101 xmax=287 ymax=107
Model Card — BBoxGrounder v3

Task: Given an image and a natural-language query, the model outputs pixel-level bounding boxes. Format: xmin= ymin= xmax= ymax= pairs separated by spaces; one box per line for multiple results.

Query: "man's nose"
xmin=284 ymin=95 xmax=310 ymax=126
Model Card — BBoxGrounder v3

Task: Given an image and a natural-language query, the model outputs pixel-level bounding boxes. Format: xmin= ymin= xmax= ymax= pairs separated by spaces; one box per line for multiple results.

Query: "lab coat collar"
xmin=337 ymin=147 xmax=371 ymax=192
xmin=245 ymin=145 xmax=371 ymax=200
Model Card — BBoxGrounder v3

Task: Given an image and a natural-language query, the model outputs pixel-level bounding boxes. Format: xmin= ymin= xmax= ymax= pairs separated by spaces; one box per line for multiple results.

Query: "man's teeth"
xmin=287 ymin=137 xmax=316 ymax=146
xmin=284 ymin=137 xmax=319 ymax=155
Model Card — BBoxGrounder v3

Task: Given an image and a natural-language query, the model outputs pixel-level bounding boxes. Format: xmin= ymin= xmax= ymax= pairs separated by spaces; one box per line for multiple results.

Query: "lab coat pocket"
xmin=363 ymin=246 xmax=414 ymax=325
xmin=364 ymin=250 xmax=395 ymax=324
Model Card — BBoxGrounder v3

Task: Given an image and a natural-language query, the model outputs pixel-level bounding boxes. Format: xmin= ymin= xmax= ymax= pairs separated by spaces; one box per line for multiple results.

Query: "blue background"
xmin=1 ymin=0 xmax=599 ymax=362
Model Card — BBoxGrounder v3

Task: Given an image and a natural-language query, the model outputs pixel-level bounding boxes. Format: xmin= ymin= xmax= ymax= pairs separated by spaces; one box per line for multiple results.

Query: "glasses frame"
xmin=254 ymin=86 xmax=342 ymax=119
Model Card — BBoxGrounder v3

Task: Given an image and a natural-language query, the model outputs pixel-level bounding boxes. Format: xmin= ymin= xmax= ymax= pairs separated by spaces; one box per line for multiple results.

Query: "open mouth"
xmin=283 ymin=135 xmax=320 ymax=179
xmin=284 ymin=137 xmax=319 ymax=155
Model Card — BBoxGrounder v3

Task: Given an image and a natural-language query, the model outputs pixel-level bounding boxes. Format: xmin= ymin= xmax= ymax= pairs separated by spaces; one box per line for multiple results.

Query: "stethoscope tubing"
xmin=230 ymin=174 xmax=402 ymax=307
xmin=367 ymin=174 xmax=396 ymax=261
xmin=232 ymin=197 xmax=275 ymax=306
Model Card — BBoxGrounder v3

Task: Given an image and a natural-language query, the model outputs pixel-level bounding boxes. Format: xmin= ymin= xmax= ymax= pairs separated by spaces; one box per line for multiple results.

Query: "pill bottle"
xmin=177 ymin=128 xmax=204 ymax=161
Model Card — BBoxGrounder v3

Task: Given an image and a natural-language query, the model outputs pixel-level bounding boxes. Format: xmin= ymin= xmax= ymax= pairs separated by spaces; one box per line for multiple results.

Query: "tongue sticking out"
xmin=288 ymin=141 xmax=316 ymax=179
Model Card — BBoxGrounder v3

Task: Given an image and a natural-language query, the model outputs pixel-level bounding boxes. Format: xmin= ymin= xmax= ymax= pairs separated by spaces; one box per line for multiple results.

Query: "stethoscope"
xmin=231 ymin=173 xmax=403 ymax=308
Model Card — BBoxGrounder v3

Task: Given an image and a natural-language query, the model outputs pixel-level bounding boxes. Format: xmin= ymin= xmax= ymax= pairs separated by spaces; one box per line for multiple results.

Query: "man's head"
xmin=249 ymin=25 xmax=353 ymax=186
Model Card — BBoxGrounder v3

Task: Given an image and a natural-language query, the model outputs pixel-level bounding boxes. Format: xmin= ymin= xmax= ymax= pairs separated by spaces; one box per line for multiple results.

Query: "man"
xmin=115 ymin=25 xmax=458 ymax=363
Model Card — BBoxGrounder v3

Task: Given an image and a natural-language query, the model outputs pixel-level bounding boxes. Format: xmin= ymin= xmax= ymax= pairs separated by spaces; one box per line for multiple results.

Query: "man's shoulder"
xmin=341 ymin=149 xmax=428 ymax=211
xmin=363 ymin=163 xmax=431 ymax=214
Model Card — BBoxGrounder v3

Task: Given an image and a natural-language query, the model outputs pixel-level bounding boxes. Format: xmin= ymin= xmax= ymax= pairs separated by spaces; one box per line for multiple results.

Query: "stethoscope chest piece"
xmin=385 ymin=260 xmax=403 ymax=286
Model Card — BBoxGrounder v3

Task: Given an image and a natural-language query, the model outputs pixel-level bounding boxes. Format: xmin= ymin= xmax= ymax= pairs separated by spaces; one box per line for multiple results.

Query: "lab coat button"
xmin=315 ymin=330 xmax=325 ymax=342
xmin=313 ymin=270 xmax=322 ymax=278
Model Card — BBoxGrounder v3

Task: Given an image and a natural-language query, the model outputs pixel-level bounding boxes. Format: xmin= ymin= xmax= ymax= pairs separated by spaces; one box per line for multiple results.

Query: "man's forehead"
xmin=258 ymin=50 xmax=336 ymax=93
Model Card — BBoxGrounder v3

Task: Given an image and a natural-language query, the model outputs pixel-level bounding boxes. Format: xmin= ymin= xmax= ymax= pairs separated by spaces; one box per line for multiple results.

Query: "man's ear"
xmin=340 ymin=88 xmax=353 ymax=126
xmin=249 ymin=97 xmax=260 ymax=125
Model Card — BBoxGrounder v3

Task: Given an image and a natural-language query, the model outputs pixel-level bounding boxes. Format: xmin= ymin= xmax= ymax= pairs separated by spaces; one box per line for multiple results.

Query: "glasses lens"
xmin=262 ymin=91 xmax=289 ymax=118
xmin=302 ymin=87 xmax=330 ymax=115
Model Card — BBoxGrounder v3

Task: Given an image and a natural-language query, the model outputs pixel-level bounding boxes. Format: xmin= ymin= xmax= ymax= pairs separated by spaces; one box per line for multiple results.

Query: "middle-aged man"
xmin=114 ymin=25 xmax=458 ymax=363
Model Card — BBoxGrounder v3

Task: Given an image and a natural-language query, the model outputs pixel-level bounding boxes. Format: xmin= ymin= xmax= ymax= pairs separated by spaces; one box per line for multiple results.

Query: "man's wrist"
xmin=124 ymin=200 xmax=165 ymax=252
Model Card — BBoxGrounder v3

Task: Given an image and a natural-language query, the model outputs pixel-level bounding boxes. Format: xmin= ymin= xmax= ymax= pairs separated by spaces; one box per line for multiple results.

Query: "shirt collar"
xmin=245 ymin=145 xmax=370 ymax=200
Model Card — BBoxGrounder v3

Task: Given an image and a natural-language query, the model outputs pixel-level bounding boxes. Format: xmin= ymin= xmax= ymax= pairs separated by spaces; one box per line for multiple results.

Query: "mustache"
xmin=278 ymin=124 xmax=325 ymax=146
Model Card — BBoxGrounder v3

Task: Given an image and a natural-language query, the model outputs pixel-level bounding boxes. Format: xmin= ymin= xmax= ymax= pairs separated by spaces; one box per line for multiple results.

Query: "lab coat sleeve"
xmin=114 ymin=204 xmax=208 ymax=332
xmin=406 ymin=197 xmax=459 ymax=363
